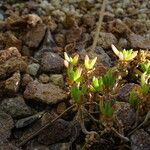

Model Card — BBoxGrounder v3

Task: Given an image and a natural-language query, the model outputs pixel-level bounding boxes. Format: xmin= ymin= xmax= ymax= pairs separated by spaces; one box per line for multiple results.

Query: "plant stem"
xmin=112 ymin=128 xmax=129 ymax=142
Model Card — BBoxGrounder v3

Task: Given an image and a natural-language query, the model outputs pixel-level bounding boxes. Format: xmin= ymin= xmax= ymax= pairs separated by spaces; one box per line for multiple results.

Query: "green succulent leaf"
xmin=84 ymin=55 xmax=97 ymax=70
xmin=129 ymin=91 xmax=139 ymax=107
xmin=64 ymin=52 xmax=79 ymax=66
xmin=102 ymin=69 xmax=116 ymax=88
xmin=140 ymin=61 xmax=150 ymax=74
xmin=67 ymin=67 xmax=82 ymax=83
xmin=92 ymin=76 xmax=99 ymax=87
xmin=91 ymin=76 xmax=103 ymax=92
xmin=100 ymin=101 xmax=114 ymax=117
xmin=64 ymin=52 xmax=70 ymax=62
xmin=71 ymin=54 xmax=79 ymax=65
xmin=70 ymin=85 xmax=87 ymax=103
xmin=140 ymin=84 xmax=150 ymax=95
xmin=111 ymin=45 xmax=137 ymax=61
xmin=140 ymin=72 xmax=150 ymax=95
xmin=71 ymin=86 xmax=82 ymax=103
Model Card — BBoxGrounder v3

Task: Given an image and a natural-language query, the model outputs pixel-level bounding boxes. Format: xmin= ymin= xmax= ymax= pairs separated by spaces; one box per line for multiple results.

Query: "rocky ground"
xmin=0 ymin=0 xmax=150 ymax=150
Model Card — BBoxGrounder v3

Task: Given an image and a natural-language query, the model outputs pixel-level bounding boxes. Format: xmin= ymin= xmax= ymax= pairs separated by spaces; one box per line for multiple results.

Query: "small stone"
xmin=4 ymin=72 xmax=21 ymax=95
xmin=39 ymin=74 xmax=50 ymax=83
xmin=138 ymin=14 xmax=147 ymax=20
xmin=52 ymin=10 xmax=66 ymax=22
xmin=24 ymin=80 xmax=68 ymax=104
xmin=0 ymin=110 xmax=14 ymax=144
xmin=56 ymin=102 xmax=66 ymax=114
xmin=27 ymin=63 xmax=40 ymax=76
xmin=122 ymin=0 xmax=130 ymax=8
xmin=54 ymin=33 xmax=65 ymax=47
xmin=0 ymin=12 xmax=4 ymax=21
xmin=0 ymin=47 xmax=21 ymax=64
xmin=82 ymin=14 xmax=96 ymax=28
xmin=131 ymin=129 xmax=150 ymax=150
xmin=49 ymin=74 xmax=64 ymax=87
xmin=66 ymin=26 xmax=82 ymax=43
xmin=0 ymin=21 xmax=6 ymax=32
xmin=23 ymin=14 xmax=42 ymax=27
xmin=146 ymin=20 xmax=150 ymax=30
xmin=132 ymin=21 xmax=147 ymax=35
xmin=118 ymin=38 xmax=128 ymax=48
xmin=22 ymin=46 xmax=31 ymax=57
xmin=127 ymin=7 xmax=136 ymax=15
xmin=15 ymin=112 xmax=44 ymax=128
xmin=108 ymin=19 xmax=131 ymax=34
xmin=97 ymin=32 xmax=118 ymax=49
xmin=1 ymin=96 xmax=32 ymax=118
xmin=115 ymin=8 xmax=124 ymax=16
xmin=22 ymin=73 xmax=33 ymax=87
xmin=40 ymin=52 xmax=64 ymax=73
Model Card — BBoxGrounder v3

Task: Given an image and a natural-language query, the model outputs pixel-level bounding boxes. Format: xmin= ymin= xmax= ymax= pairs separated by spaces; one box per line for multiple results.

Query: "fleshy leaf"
xmin=71 ymin=86 xmax=82 ymax=103
xmin=129 ymin=91 xmax=139 ymax=107
xmin=84 ymin=55 xmax=97 ymax=70
xmin=100 ymin=101 xmax=114 ymax=117
xmin=64 ymin=52 xmax=70 ymax=62
xmin=72 ymin=54 xmax=79 ymax=65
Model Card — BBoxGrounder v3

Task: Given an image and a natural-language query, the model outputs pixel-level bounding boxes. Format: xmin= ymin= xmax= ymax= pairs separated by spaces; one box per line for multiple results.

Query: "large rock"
xmin=114 ymin=102 xmax=136 ymax=131
xmin=23 ymin=23 xmax=46 ymax=48
xmin=34 ymin=29 xmax=56 ymax=60
xmin=128 ymin=33 xmax=150 ymax=49
xmin=1 ymin=96 xmax=32 ymax=118
xmin=131 ymin=129 xmax=150 ymax=150
xmin=24 ymin=80 xmax=68 ymax=104
xmin=0 ymin=47 xmax=27 ymax=80
xmin=40 ymin=52 xmax=64 ymax=73
xmin=0 ymin=110 xmax=14 ymax=144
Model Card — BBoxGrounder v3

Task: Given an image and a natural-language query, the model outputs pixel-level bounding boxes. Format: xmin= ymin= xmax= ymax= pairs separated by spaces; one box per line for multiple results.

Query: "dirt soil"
xmin=0 ymin=0 xmax=150 ymax=150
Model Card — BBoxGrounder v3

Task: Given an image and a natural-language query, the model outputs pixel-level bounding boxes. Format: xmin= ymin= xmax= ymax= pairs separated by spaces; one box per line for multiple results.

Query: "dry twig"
xmin=17 ymin=104 xmax=76 ymax=147
xmin=91 ymin=0 xmax=107 ymax=51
